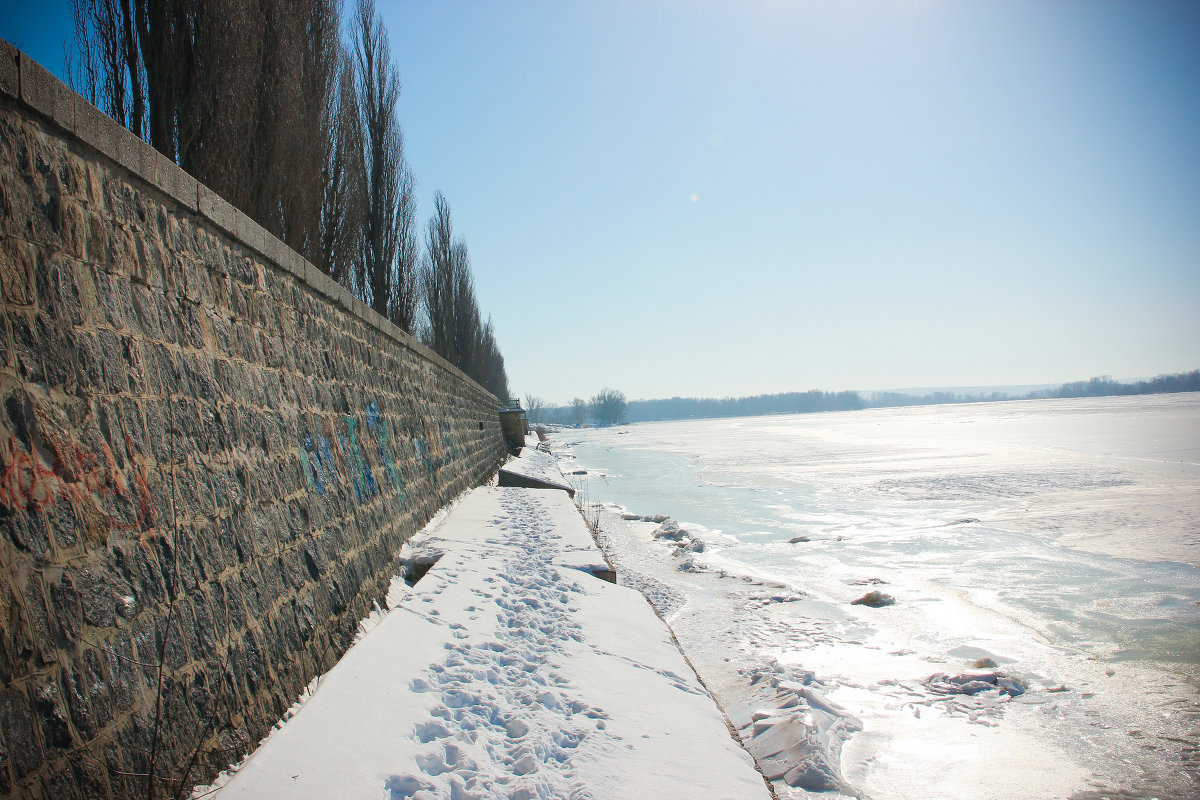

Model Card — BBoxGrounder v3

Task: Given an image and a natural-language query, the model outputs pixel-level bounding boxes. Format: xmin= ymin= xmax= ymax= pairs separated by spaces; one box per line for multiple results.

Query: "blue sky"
xmin=4 ymin=1 xmax=1198 ymax=404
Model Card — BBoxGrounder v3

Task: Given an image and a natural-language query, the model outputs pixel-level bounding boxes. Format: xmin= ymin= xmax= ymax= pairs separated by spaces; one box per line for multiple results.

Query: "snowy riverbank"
xmin=201 ymin=483 xmax=770 ymax=799
xmin=549 ymin=398 xmax=1200 ymax=800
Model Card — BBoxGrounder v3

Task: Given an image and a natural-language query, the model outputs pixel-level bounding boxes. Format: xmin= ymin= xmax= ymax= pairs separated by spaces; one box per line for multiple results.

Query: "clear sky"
xmin=4 ymin=1 xmax=1199 ymax=404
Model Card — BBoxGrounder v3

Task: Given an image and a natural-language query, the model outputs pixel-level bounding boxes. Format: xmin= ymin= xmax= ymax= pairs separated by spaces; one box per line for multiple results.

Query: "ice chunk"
xmin=652 ymin=519 xmax=687 ymax=540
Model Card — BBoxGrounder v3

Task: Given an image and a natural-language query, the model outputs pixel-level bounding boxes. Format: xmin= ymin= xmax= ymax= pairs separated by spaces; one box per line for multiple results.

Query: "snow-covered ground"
xmin=498 ymin=444 xmax=577 ymax=495
xmin=549 ymin=395 xmax=1200 ymax=800
xmin=203 ymin=486 xmax=770 ymax=799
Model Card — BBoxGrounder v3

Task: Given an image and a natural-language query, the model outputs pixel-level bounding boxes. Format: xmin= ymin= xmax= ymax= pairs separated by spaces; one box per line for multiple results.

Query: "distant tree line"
xmin=535 ymin=389 xmax=628 ymax=426
xmin=1029 ymin=371 xmax=1200 ymax=400
xmin=67 ymin=0 xmax=509 ymax=399
xmin=622 ymin=390 xmax=864 ymax=422
xmin=535 ymin=370 xmax=1198 ymax=426
xmin=863 ymin=370 xmax=1200 ymax=408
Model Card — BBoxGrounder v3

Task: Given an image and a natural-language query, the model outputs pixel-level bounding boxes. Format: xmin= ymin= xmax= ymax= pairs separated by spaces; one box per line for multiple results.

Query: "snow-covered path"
xmin=208 ymin=486 xmax=769 ymax=799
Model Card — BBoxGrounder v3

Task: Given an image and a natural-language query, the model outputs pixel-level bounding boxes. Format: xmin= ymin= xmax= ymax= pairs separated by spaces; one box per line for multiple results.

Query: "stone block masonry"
xmin=0 ymin=40 xmax=509 ymax=799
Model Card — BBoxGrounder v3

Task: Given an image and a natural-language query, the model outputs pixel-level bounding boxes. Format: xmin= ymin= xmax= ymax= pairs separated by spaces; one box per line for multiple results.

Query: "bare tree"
xmin=524 ymin=395 xmax=546 ymax=424
xmin=67 ymin=0 xmax=143 ymax=135
xmin=421 ymin=191 xmax=459 ymax=361
xmin=418 ymin=193 xmax=510 ymax=397
xmin=280 ymin=0 xmax=344 ymax=264
xmin=570 ymin=397 xmax=588 ymax=427
xmin=320 ymin=51 xmax=366 ymax=287
xmin=476 ymin=315 xmax=510 ymax=399
xmin=352 ymin=0 xmax=417 ymax=324
xmin=68 ymin=0 xmax=345 ymax=268
xmin=591 ymin=388 xmax=628 ymax=426
xmin=388 ymin=160 xmax=420 ymax=332
xmin=451 ymin=240 xmax=479 ymax=373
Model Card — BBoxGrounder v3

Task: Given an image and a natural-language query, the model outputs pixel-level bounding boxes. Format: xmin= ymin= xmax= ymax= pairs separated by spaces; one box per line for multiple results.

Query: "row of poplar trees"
xmin=67 ymin=0 xmax=510 ymax=399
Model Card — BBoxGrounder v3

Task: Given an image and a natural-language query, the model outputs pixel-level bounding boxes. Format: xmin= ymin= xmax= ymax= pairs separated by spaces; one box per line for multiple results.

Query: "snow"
xmin=548 ymin=402 xmax=1200 ymax=800
xmin=497 ymin=445 xmax=576 ymax=495
xmin=204 ymin=487 xmax=768 ymax=799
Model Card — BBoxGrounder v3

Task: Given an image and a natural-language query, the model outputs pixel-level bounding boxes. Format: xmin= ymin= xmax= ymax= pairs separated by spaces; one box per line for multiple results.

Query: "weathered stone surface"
xmin=0 ymin=44 xmax=506 ymax=800
xmin=0 ymin=40 xmax=17 ymax=100
xmin=0 ymin=688 xmax=42 ymax=780
xmin=17 ymin=53 xmax=73 ymax=133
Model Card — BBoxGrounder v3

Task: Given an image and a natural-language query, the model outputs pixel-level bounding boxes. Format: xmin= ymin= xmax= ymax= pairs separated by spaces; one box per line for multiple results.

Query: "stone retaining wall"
xmin=0 ymin=41 xmax=508 ymax=798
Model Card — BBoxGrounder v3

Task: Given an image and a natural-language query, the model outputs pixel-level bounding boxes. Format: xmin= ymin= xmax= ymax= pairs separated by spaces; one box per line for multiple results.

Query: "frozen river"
xmin=549 ymin=393 xmax=1200 ymax=800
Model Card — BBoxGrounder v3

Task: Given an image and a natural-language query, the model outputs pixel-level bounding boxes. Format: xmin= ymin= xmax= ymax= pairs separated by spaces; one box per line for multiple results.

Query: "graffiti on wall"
xmin=366 ymin=401 xmax=404 ymax=496
xmin=0 ymin=395 xmax=157 ymax=537
xmin=300 ymin=400 xmax=456 ymax=503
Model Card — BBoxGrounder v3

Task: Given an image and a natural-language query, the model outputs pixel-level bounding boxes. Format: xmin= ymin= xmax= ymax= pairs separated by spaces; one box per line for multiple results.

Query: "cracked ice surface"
xmin=209 ymin=487 xmax=768 ymax=800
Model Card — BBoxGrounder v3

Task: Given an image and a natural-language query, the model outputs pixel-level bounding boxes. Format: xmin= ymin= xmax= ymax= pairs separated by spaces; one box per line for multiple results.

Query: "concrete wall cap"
xmin=73 ymin=94 xmax=121 ymax=159
xmin=18 ymin=52 xmax=74 ymax=132
xmin=152 ymin=148 xmax=199 ymax=212
xmin=281 ymin=249 xmax=305 ymax=281
xmin=198 ymin=184 xmax=238 ymax=237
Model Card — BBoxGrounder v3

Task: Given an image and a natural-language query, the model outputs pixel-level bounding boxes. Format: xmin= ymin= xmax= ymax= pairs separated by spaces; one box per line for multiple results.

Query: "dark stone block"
xmin=67 ymin=748 xmax=112 ymax=799
xmin=10 ymin=312 xmax=47 ymax=383
xmin=207 ymin=582 xmax=230 ymax=645
xmin=0 ymin=237 xmax=37 ymax=307
xmin=49 ymin=574 xmax=82 ymax=644
xmin=210 ymin=465 xmax=240 ymax=515
xmin=0 ymin=581 xmax=35 ymax=684
xmin=270 ymin=607 xmax=300 ymax=663
xmin=185 ymin=661 xmax=220 ymax=727
xmin=103 ymin=738 xmax=140 ymax=800
xmin=324 ymin=576 xmax=347 ymax=616
xmin=23 ymin=575 xmax=58 ymax=666
xmin=0 ymin=735 xmax=11 ymax=794
xmin=36 ymin=257 xmax=86 ymax=326
xmin=160 ymin=601 xmax=192 ymax=672
xmin=111 ymin=541 xmax=166 ymax=608
xmin=142 ymin=398 xmax=170 ymax=462
xmin=221 ymin=513 xmax=250 ymax=564
xmin=43 ymin=763 xmax=85 ymax=800
xmin=183 ymin=351 xmax=218 ymax=402
xmin=6 ymin=510 xmax=50 ymax=560
xmin=279 ymin=548 xmax=308 ymax=591
xmin=34 ymin=679 xmax=74 ymax=752
xmin=123 ymin=336 xmax=148 ymax=395
xmin=93 ymin=270 xmax=126 ymax=330
xmin=240 ymin=630 xmax=265 ymax=695
xmin=187 ymin=591 xmax=217 ymax=655
xmin=62 ymin=648 xmax=115 ymax=741
xmin=119 ymin=396 xmax=148 ymax=458
xmin=246 ymin=506 xmax=275 ymax=558
xmin=169 ymin=300 xmax=197 ymax=349
xmin=0 ymin=687 xmax=42 ymax=780
xmin=95 ymin=401 xmax=126 ymax=470
xmin=37 ymin=313 xmax=77 ymax=390
xmin=47 ymin=499 xmax=78 ymax=551
xmin=95 ymin=328 xmax=127 ymax=395
xmin=129 ymin=284 xmax=165 ymax=341
xmin=98 ymin=629 xmax=140 ymax=711
xmin=222 ymin=577 xmax=248 ymax=633
xmin=127 ymin=611 xmax=158 ymax=669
